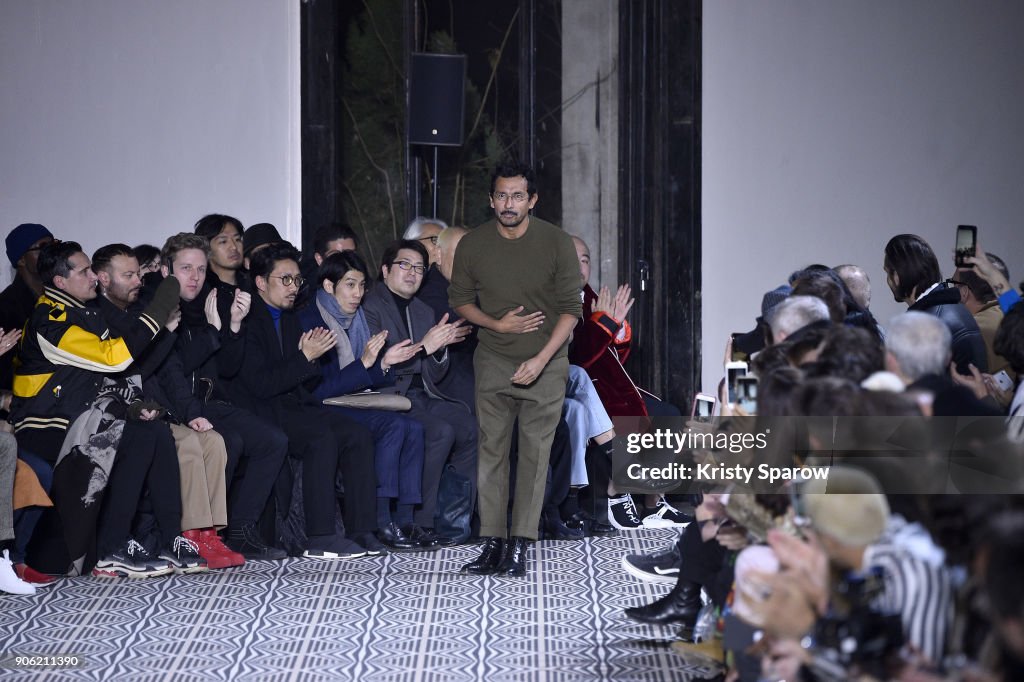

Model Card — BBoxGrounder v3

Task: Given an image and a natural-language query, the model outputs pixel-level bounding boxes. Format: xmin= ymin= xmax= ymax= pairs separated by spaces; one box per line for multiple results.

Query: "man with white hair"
xmin=835 ymin=264 xmax=872 ymax=311
xmin=885 ymin=312 xmax=997 ymax=416
xmin=404 ymin=217 xmax=449 ymax=322
xmin=766 ymin=295 xmax=831 ymax=344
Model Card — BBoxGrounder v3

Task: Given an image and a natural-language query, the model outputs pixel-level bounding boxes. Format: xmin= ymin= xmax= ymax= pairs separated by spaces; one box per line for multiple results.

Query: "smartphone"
xmin=725 ymin=361 xmax=748 ymax=404
xmin=736 ymin=375 xmax=758 ymax=413
xmin=691 ymin=393 xmax=717 ymax=422
xmin=993 ymin=370 xmax=1014 ymax=393
xmin=954 ymin=225 xmax=977 ymax=267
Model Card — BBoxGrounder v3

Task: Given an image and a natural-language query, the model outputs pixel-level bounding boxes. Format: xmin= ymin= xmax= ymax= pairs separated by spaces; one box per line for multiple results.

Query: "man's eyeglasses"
xmin=492 ymin=191 xmax=529 ymax=203
xmin=269 ymin=274 xmax=304 ymax=288
xmin=392 ymin=260 xmax=426 ymax=275
xmin=418 ymin=236 xmax=439 ymax=246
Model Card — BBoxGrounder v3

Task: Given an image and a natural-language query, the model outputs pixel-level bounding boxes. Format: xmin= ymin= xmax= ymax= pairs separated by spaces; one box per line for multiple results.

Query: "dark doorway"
xmin=619 ymin=0 xmax=702 ymax=410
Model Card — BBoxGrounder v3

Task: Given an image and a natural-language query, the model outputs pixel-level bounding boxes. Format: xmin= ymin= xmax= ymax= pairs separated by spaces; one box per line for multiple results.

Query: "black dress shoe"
xmin=623 ymin=580 xmax=702 ymax=629
xmin=496 ymin=536 xmax=529 ymax=577
xmin=402 ymin=524 xmax=444 ymax=550
xmin=565 ymin=510 xmax=617 ymax=537
xmin=540 ymin=512 xmax=584 ymax=541
xmin=376 ymin=523 xmax=419 ymax=551
xmin=461 ymin=537 xmax=505 ymax=574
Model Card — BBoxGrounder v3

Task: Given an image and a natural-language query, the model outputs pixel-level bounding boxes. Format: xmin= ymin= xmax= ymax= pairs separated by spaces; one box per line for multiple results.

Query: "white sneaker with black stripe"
xmin=607 ymin=494 xmax=643 ymax=530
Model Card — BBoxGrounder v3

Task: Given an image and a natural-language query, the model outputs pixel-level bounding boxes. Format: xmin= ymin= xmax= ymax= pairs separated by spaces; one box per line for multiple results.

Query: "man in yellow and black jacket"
xmin=9 ymin=240 xmax=180 ymax=464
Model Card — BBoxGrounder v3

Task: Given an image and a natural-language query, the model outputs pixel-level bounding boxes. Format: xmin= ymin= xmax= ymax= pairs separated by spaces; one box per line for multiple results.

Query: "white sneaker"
xmin=1 ymin=549 xmax=36 ymax=595
xmin=642 ymin=497 xmax=694 ymax=528
xmin=607 ymin=494 xmax=644 ymax=530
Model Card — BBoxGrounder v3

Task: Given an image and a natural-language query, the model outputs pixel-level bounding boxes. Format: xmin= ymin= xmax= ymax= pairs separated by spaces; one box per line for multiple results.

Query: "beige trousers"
xmin=169 ymin=424 xmax=228 ymax=531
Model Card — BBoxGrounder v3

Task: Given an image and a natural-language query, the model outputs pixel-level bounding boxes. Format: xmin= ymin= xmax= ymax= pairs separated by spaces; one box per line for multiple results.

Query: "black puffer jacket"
xmin=910 ymin=283 xmax=988 ymax=374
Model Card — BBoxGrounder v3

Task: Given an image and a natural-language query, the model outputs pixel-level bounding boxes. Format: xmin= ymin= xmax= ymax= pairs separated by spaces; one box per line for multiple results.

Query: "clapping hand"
xmin=299 ymin=327 xmax=337 ymax=361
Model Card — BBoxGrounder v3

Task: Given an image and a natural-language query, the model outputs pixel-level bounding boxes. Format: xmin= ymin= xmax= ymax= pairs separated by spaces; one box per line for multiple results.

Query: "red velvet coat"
xmin=568 ymin=284 xmax=647 ymax=416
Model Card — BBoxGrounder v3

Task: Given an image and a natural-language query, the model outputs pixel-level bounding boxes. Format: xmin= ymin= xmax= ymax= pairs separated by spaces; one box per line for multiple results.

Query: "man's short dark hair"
xmin=791 ymin=272 xmax=847 ymax=323
xmin=490 ymin=162 xmax=537 ymax=196
xmin=312 ymin=223 xmax=358 ymax=257
xmin=883 ymin=234 xmax=942 ymax=302
xmin=994 ymin=302 xmax=1024 ymax=374
xmin=161 ymin=233 xmax=211 ymax=269
xmin=194 ymin=213 xmax=244 ymax=241
xmin=249 ymin=241 xmax=301 ymax=281
xmin=38 ymin=240 xmax=83 ymax=286
xmin=379 ymin=239 xmax=429 ymax=281
xmin=91 ymin=244 xmax=136 ymax=274
xmin=134 ymin=244 xmax=160 ymax=270
xmin=317 ymin=250 xmax=370 ymax=288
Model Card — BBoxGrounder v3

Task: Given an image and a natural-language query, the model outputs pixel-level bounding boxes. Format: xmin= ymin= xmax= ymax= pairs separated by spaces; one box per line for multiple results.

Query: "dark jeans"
xmin=204 ymin=402 xmax=288 ymax=527
xmin=335 ymin=407 xmax=424 ymax=505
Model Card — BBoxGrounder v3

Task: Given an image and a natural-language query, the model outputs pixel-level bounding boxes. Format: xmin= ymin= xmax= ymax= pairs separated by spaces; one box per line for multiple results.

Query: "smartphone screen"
xmin=726 ymin=362 xmax=748 ymax=404
xmin=955 ymin=225 xmax=977 ymax=266
xmin=737 ymin=376 xmax=758 ymax=413
xmin=692 ymin=394 xmax=716 ymax=422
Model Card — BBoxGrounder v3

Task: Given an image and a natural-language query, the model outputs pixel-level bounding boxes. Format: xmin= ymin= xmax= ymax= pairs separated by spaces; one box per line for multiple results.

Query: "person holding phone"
xmin=883 ymin=234 xmax=988 ymax=375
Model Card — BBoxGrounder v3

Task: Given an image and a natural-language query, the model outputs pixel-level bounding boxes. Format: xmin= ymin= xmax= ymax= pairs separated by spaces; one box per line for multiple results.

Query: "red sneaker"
xmin=14 ymin=563 xmax=58 ymax=587
xmin=201 ymin=529 xmax=245 ymax=568
xmin=183 ymin=529 xmax=232 ymax=570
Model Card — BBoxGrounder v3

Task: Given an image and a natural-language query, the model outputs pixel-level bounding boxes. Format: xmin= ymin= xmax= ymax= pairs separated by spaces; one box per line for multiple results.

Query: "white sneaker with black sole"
xmin=607 ymin=494 xmax=644 ymax=530
xmin=642 ymin=497 xmax=694 ymax=528
xmin=94 ymin=538 xmax=174 ymax=578
xmin=620 ymin=541 xmax=682 ymax=584
xmin=160 ymin=535 xmax=209 ymax=574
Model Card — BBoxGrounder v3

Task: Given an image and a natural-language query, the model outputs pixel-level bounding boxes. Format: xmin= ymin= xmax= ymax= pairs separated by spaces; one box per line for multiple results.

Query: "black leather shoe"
xmin=461 ymin=537 xmax=505 ymax=574
xmin=565 ymin=510 xmax=617 ymax=537
xmin=496 ymin=536 xmax=529 ymax=577
xmin=540 ymin=512 xmax=584 ymax=541
xmin=376 ymin=523 xmax=419 ymax=551
xmin=402 ymin=524 xmax=444 ymax=550
xmin=623 ymin=580 xmax=702 ymax=628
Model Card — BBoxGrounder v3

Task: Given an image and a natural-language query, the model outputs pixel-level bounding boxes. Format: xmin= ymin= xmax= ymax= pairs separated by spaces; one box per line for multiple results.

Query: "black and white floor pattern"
xmin=0 ymin=529 xmax=717 ymax=681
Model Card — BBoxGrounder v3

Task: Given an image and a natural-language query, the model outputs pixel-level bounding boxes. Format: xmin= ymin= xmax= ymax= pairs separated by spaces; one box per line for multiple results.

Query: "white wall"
xmin=702 ymin=0 xmax=1024 ymax=392
xmin=0 ymin=0 xmax=300 ymax=288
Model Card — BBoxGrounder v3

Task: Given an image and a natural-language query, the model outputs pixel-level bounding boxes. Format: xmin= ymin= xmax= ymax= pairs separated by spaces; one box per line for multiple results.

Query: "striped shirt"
xmin=864 ymin=537 xmax=952 ymax=662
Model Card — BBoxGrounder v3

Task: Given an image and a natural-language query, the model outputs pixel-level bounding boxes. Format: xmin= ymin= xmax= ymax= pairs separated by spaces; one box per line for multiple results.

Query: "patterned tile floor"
xmin=0 ymin=529 xmax=718 ymax=681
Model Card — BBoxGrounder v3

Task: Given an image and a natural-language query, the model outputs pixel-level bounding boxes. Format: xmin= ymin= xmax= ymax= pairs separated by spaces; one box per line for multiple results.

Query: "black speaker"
xmin=408 ymin=53 xmax=466 ymax=147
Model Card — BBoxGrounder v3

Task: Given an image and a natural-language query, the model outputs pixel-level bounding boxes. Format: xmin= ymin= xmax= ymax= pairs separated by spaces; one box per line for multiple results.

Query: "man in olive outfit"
xmin=448 ymin=163 xmax=581 ymax=576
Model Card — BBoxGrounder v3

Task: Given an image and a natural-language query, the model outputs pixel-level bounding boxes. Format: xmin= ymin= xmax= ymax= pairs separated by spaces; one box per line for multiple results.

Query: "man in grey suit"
xmin=361 ymin=239 xmax=476 ymax=545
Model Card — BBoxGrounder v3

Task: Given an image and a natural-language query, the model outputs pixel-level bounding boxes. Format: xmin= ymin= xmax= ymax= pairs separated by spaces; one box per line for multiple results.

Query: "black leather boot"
xmin=460 ymin=537 xmax=505 ymax=575
xmin=623 ymin=580 xmax=702 ymax=630
xmin=496 ymin=536 xmax=529 ymax=577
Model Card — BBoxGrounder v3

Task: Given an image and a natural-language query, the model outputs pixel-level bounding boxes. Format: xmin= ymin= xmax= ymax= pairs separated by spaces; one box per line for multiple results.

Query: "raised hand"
xmin=421 ymin=313 xmax=468 ymax=354
xmin=381 ymin=339 xmax=421 ymax=371
xmin=495 ymin=306 xmax=544 ymax=334
xmin=611 ymin=283 xmax=635 ymax=321
xmin=0 ymin=328 xmax=22 ymax=357
xmin=361 ymin=330 xmax=388 ymax=369
xmin=229 ymin=289 xmax=251 ymax=332
xmin=299 ymin=327 xmax=337 ymax=361
xmin=204 ymin=289 xmax=221 ymax=331
xmin=592 ymin=286 xmax=613 ymax=316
